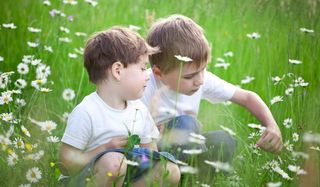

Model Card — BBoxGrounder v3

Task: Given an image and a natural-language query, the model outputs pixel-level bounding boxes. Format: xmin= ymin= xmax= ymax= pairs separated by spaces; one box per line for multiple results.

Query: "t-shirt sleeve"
xmin=202 ymin=71 xmax=238 ymax=103
xmin=61 ymin=106 xmax=92 ymax=150
xmin=140 ymin=110 xmax=160 ymax=144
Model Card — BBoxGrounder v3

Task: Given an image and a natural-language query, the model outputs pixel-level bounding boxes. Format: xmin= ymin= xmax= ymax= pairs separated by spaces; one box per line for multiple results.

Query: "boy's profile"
xmin=59 ymin=26 xmax=180 ymax=187
xmin=142 ymin=15 xmax=283 ymax=164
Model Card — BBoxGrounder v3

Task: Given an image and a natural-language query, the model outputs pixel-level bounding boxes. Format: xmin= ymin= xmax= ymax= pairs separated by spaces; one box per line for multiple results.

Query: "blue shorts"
xmin=61 ymin=148 xmax=177 ymax=187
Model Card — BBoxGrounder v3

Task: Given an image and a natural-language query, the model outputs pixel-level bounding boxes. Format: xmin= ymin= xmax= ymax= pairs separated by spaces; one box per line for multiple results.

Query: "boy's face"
xmin=156 ymin=62 xmax=207 ymax=95
xmin=120 ymin=55 xmax=150 ymax=100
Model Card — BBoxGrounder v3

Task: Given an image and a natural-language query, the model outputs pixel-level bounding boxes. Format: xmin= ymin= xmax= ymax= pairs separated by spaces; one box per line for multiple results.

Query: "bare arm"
xmin=59 ymin=136 xmax=128 ymax=176
xmin=229 ymin=88 xmax=283 ymax=153
xmin=140 ymin=140 xmax=158 ymax=151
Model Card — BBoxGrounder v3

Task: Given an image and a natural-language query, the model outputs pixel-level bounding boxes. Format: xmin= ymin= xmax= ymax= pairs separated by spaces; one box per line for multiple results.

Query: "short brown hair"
xmin=84 ymin=26 xmax=158 ymax=83
xmin=147 ymin=15 xmax=210 ymax=74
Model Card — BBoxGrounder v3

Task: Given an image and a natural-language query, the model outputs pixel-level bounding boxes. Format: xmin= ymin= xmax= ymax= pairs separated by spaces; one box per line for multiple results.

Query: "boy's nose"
xmin=194 ymin=74 xmax=204 ymax=86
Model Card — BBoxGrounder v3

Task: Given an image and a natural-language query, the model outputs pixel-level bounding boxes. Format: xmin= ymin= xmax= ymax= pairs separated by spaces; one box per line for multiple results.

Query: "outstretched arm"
xmin=230 ymin=88 xmax=283 ymax=153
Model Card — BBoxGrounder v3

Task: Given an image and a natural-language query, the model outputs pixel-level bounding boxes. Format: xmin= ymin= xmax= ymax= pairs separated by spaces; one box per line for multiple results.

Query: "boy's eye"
xmin=183 ymin=75 xmax=194 ymax=80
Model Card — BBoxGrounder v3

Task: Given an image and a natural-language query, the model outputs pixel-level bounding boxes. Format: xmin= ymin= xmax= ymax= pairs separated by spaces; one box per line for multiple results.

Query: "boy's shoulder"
xmin=70 ymin=92 xmax=98 ymax=114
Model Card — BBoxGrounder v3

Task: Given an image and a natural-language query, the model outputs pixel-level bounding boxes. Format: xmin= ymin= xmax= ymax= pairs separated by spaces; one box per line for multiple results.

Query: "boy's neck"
xmin=96 ymin=83 xmax=127 ymax=110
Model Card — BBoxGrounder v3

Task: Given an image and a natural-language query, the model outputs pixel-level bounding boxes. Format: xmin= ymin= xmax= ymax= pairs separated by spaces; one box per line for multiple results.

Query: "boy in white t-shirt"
xmin=142 ymin=15 xmax=283 ymax=164
xmin=59 ymin=27 xmax=180 ymax=187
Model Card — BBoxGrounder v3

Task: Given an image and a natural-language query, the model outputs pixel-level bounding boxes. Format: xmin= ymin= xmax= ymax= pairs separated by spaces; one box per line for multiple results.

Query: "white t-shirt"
xmin=62 ymin=92 xmax=159 ymax=152
xmin=141 ymin=70 xmax=237 ymax=124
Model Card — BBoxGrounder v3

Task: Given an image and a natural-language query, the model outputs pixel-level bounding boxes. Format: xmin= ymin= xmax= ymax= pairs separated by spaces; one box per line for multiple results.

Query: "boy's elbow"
xmin=59 ymin=143 xmax=82 ymax=176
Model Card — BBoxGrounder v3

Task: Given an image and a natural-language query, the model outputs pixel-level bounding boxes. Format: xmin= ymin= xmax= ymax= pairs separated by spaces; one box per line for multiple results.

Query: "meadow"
xmin=0 ymin=0 xmax=319 ymax=186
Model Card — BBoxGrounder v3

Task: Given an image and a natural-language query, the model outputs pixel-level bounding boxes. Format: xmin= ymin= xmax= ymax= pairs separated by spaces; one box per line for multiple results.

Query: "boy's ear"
xmin=152 ymin=65 xmax=163 ymax=80
xmin=111 ymin=61 xmax=123 ymax=81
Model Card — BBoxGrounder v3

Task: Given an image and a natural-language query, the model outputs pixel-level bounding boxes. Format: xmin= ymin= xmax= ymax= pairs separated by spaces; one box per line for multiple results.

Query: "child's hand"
xmin=256 ymin=124 xmax=283 ymax=154
xmin=107 ymin=136 xmax=128 ymax=149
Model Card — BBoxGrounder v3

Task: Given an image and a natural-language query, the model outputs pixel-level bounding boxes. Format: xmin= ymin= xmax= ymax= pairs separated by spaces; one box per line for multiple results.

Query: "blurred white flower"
xmin=75 ymin=32 xmax=87 ymax=37
xmin=300 ymin=28 xmax=314 ymax=33
xmin=310 ymin=146 xmax=320 ymax=151
xmin=215 ymin=62 xmax=230 ymax=70
xmin=7 ymin=152 xmax=18 ymax=166
xmin=180 ymin=166 xmax=198 ymax=174
xmin=17 ymin=63 xmax=29 ymax=75
xmin=266 ymin=182 xmax=282 ymax=187
xmin=74 ymin=47 xmax=84 ymax=54
xmin=62 ymin=88 xmax=76 ymax=101
xmin=26 ymin=167 xmax=42 ymax=183
xmin=204 ymin=160 xmax=233 ymax=172
xmin=68 ymin=53 xmax=78 ymax=58
xmin=223 ymin=51 xmax=234 ymax=57
xmin=283 ymin=140 xmax=293 ymax=152
xmin=21 ymin=125 xmax=31 ymax=137
xmin=85 ymin=0 xmax=98 ymax=7
xmin=13 ymin=137 xmax=25 ymax=149
xmin=291 ymin=151 xmax=309 ymax=159
xmin=285 ymin=87 xmax=294 ymax=96
xmin=241 ymin=76 xmax=255 ymax=84
xmin=293 ymin=77 xmax=309 ymax=87
xmin=27 ymin=27 xmax=42 ymax=33
xmin=270 ymin=96 xmax=283 ymax=105
xmin=273 ymin=166 xmax=292 ymax=180
xmin=47 ymin=136 xmax=60 ymax=143
xmin=31 ymin=59 xmax=41 ymax=66
xmin=124 ymin=159 xmax=139 ymax=166
xmin=0 ymin=91 xmax=13 ymax=105
xmin=2 ymin=23 xmax=17 ymax=29
xmin=303 ymin=133 xmax=320 ymax=144
xmin=128 ymin=25 xmax=141 ymax=31
xmin=188 ymin=132 xmax=206 ymax=144
xmin=288 ymin=59 xmax=302 ymax=65
xmin=14 ymin=79 xmax=27 ymax=89
xmin=60 ymin=26 xmax=70 ymax=33
xmin=246 ymin=32 xmax=260 ymax=39
xmin=36 ymin=64 xmax=51 ymax=79
xmin=63 ymin=0 xmax=77 ymax=5
xmin=59 ymin=37 xmax=72 ymax=43
xmin=27 ymin=41 xmax=39 ymax=48
xmin=29 ymin=117 xmax=57 ymax=134
xmin=220 ymin=125 xmax=236 ymax=136
xmin=283 ymin=118 xmax=292 ymax=128
xmin=0 ymin=56 xmax=4 ymax=61
xmin=288 ymin=165 xmax=307 ymax=175
xmin=292 ymin=133 xmax=299 ymax=142
xmin=43 ymin=0 xmax=51 ymax=6
xmin=247 ymin=123 xmax=266 ymax=131
xmin=22 ymin=55 xmax=34 ymax=64
xmin=182 ymin=149 xmax=203 ymax=155
xmin=18 ymin=184 xmax=31 ymax=187
xmin=44 ymin=45 xmax=53 ymax=53
xmin=174 ymin=55 xmax=192 ymax=62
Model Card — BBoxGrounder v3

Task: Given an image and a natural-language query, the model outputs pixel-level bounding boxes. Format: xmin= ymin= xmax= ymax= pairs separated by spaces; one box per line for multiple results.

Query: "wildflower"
xmin=26 ymin=167 xmax=42 ymax=183
xmin=44 ymin=45 xmax=53 ymax=53
xmin=291 ymin=151 xmax=309 ymax=159
xmin=50 ymin=162 xmax=55 ymax=167
xmin=271 ymin=76 xmax=284 ymax=85
xmin=31 ymin=58 xmax=41 ymax=66
xmin=21 ymin=125 xmax=31 ymax=137
xmin=285 ymin=87 xmax=294 ymax=96
xmin=182 ymin=149 xmax=203 ymax=155
xmin=43 ymin=0 xmax=51 ymax=6
xmin=47 ymin=136 xmax=60 ymax=143
xmin=29 ymin=117 xmax=57 ymax=134
xmin=25 ymin=143 xmax=33 ymax=152
xmin=273 ymin=166 xmax=292 ymax=180
xmin=174 ymin=55 xmax=192 ymax=62
xmin=27 ymin=27 xmax=42 ymax=33
xmin=13 ymin=137 xmax=25 ymax=149
xmin=223 ymin=51 xmax=234 ymax=57
xmin=270 ymin=96 xmax=283 ymax=105
xmin=215 ymin=62 xmax=230 ymax=70
xmin=288 ymin=165 xmax=307 ymax=175
xmin=62 ymin=88 xmax=76 ymax=101
xmin=246 ymin=32 xmax=261 ymax=39
xmin=266 ymin=182 xmax=282 ymax=187
xmin=293 ymin=77 xmax=309 ymax=87
xmin=0 ymin=91 xmax=13 ymax=105
xmin=175 ymin=159 xmax=188 ymax=166
xmin=292 ymin=133 xmax=299 ymax=142
xmin=106 ymin=172 xmax=113 ymax=177
xmin=223 ymin=101 xmax=232 ymax=106
xmin=63 ymin=0 xmax=78 ymax=5
xmin=303 ymin=133 xmax=320 ymax=144
xmin=40 ymin=88 xmax=52 ymax=92
xmin=15 ymin=79 xmax=27 ymax=89
xmin=128 ymin=25 xmax=141 ymax=31
xmin=247 ymin=123 xmax=266 ymax=131
xmin=59 ymin=37 xmax=72 ymax=43
xmin=74 ymin=47 xmax=84 ymax=54
xmin=2 ymin=23 xmax=17 ymax=29
xmin=180 ymin=166 xmax=198 ymax=174
xmin=36 ymin=64 xmax=51 ymax=79
xmin=68 ymin=53 xmax=78 ymax=58
xmin=60 ymin=26 xmax=70 ymax=33
xmin=1 ymin=112 xmax=14 ymax=122
xmin=240 ymin=76 xmax=255 ymax=84
xmin=27 ymin=41 xmax=39 ymax=48
xmin=124 ymin=159 xmax=139 ymax=166
xmin=283 ymin=118 xmax=292 ymax=128
xmin=250 ymin=143 xmax=261 ymax=156
xmin=300 ymin=28 xmax=314 ymax=33
xmin=18 ymin=184 xmax=31 ymax=187
xmin=310 ymin=146 xmax=320 ymax=151
xmin=220 ymin=125 xmax=236 ymax=136
xmin=204 ymin=160 xmax=233 ymax=172
xmin=0 ymin=56 xmax=4 ymax=61
xmin=68 ymin=15 xmax=74 ymax=21
xmin=85 ymin=0 xmax=98 ymax=7
xmin=288 ymin=59 xmax=302 ymax=65
xmin=7 ymin=152 xmax=18 ymax=166
xmin=283 ymin=140 xmax=293 ymax=152
xmin=75 ymin=32 xmax=87 ymax=37
xmin=31 ymin=79 xmax=46 ymax=90
xmin=17 ymin=63 xmax=29 ymax=75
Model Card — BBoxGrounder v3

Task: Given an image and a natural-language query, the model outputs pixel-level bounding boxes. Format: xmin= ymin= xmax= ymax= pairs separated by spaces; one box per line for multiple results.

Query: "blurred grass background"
xmin=1 ymin=0 xmax=319 ymax=186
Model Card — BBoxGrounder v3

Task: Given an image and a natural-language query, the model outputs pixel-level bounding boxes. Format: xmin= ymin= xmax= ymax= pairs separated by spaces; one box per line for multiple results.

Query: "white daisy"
xmin=283 ymin=140 xmax=293 ymax=152
xmin=27 ymin=27 xmax=42 ymax=33
xmin=0 ymin=91 xmax=13 ymax=105
xmin=7 ymin=152 xmax=18 ymax=166
xmin=75 ymin=32 xmax=87 ymax=37
xmin=47 ymin=136 xmax=60 ymax=143
xmin=220 ymin=125 xmax=236 ymax=136
xmin=21 ymin=125 xmax=31 ymax=137
xmin=182 ymin=149 xmax=203 ymax=155
xmin=300 ymin=28 xmax=314 ymax=33
xmin=27 ymin=41 xmax=39 ymax=48
xmin=60 ymin=26 xmax=70 ymax=33
xmin=124 ymin=159 xmax=139 ymax=166
xmin=36 ymin=64 xmax=51 ymax=79
xmin=223 ymin=51 xmax=234 ymax=57
xmin=0 ymin=56 xmax=4 ymax=61
xmin=273 ymin=166 xmax=292 ymax=180
xmin=285 ymin=87 xmax=294 ymax=96
xmin=179 ymin=166 xmax=198 ymax=174
xmin=128 ymin=25 xmax=141 ymax=31
xmin=22 ymin=55 xmax=34 ymax=64
xmin=74 ymin=47 xmax=84 ymax=54
xmin=18 ymin=184 xmax=31 ymax=187
xmin=291 ymin=151 xmax=309 ymax=159
xmin=266 ymin=182 xmax=282 ymax=187
xmin=26 ymin=167 xmax=42 ymax=183
xmin=17 ymin=63 xmax=29 ymax=75
xmin=204 ymin=160 xmax=233 ymax=172
xmin=43 ymin=0 xmax=51 ymax=6
xmin=13 ymin=137 xmax=25 ymax=149
xmin=85 ymin=0 xmax=98 ymax=7
xmin=68 ymin=53 xmax=78 ymax=58
xmin=0 ymin=112 xmax=14 ymax=122
xmin=2 ymin=23 xmax=17 ymax=29
xmin=288 ymin=59 xmax=302 ymax=65
xmin=15 ymin=79 xmax=27 ymax=89
xmin=174 ymin=55 xmax=192 ymax=62
xmin=292 ymin=133 xmax=299 ymax=142
xmin=215 ymin=62 xmax=230 ymax=70
xmin=188 ymin=133 xmax=206 ymax=145
xmin=31 ymin=58 xmax=41 ymax=66
xmin=63 ymin=0 xmax=78 ymax=5
xmin=44 ymin=45 xmax=53 ymax=53
xmin=310 ymin=146 xmax=320 ymax=151
xmin=283 ymin=118 xmax=292 ymax=128
xmin=288 ymin=165 xmax=307 ymax=175
xmin=303 ymin=133 xmax=320 ymax=144
xmin=270 ymin=96 xmax=283 ymax=105
xmin=246 ymin=32 xmax=261 ymax=39
xmin=59 ymin=37 xmax=72 ymax=43
xmin=62 ymin=88 xmax=76 ymax=101
xmin=241 ymin=76 xmax=255 ymax=84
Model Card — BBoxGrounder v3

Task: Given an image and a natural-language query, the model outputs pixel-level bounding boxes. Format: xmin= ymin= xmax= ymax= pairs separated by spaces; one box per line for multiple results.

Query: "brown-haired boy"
xmin=142 ymin=15 xmax=282 ymax=164
xmin=59 ymin=26 xmax=180 ymax=187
